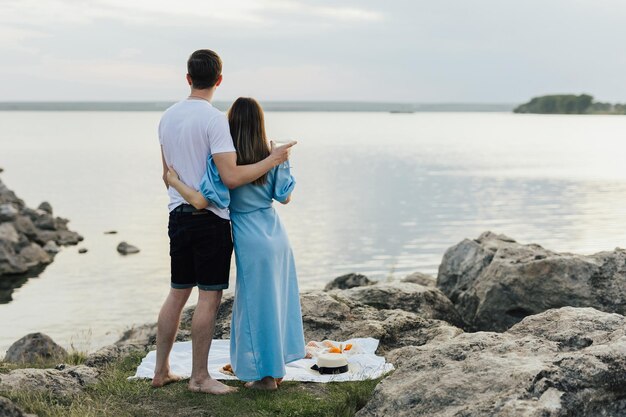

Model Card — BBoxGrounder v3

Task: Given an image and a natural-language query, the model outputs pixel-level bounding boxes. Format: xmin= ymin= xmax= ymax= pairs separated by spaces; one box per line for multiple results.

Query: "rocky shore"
xmin=2 ymin=232 xmax=626 ymax=416
xmin=0 ymin=174 xmax=82 ymax=302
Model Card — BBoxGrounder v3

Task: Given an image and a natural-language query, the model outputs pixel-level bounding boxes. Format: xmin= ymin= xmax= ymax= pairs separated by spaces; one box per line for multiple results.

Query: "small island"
xmin=514 ymin=94 xmax=626 ymax=114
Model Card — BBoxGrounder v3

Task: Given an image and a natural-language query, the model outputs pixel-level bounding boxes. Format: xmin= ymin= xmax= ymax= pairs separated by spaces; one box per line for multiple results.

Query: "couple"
xmin=153 ymin=49 xmax=306 ymax=394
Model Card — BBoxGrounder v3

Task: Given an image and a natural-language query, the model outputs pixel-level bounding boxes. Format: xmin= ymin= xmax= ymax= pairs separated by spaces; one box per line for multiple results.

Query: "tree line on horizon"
xmin=514 ymin=94 xmax=626 ymax=115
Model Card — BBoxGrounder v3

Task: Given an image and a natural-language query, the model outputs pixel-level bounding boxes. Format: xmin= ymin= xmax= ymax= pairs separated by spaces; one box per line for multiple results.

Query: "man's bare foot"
xmin=189 ymin=378 xmax=238 ymax=395
xmin=152 ymin=372 xmax=183 ymax=388
xmin=244 ymin=376 xmax=278 ymax=391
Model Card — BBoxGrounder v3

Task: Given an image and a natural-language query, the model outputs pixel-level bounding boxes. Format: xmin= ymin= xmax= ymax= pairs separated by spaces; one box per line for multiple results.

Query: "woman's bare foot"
xmin=189 ymin=378 xmax=238 ymax=395
xmin=152 ymin=372 xmax=183 ymax=388
xmin=244 ymin=376 xmax=278 ymax=391
xmin=276 ymin=377 xmax=284 ymax=387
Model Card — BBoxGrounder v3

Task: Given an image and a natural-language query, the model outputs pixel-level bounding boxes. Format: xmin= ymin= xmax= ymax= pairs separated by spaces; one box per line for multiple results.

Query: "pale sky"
xmin=1 ymin=0 xmax=625 ymax=103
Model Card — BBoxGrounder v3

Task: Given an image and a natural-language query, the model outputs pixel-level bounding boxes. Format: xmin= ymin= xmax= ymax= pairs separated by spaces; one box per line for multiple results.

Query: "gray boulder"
xmin=357 ymin=307 xmax=626 ymax=417
xmin=0 ymin=240 xmax=27 ymax=275
xmin=0 ymin=223 xmax=19 ymax=243
xmin=12 ymin=216 xmax=36 ymax=238
xmin=0 ymin=365 xmax=99 ymax=398
xmin=401 ymin=271 xmax=436 ymax=287
xmin=437 ymin=231 xmax=626 ymax=331
xmin=54 ymin=230 xmax=83 ymax=246
xmin=324 ymin=273 xmax=374 ymax=291
xmin=4 ymin=333 xmax=67 ymax=364
xmin=0 ymin=203 xmax=18 ymax=222
xmin=18 ymin=243 xmax=52 ymax=268
xmin=330 ymin=282 xmax=464 ymax=328
xmin=42 ymin=241 xmax=60 ymax=254
xmin=34 ymin=214 xmax=56 ymax=231
xmin=37 ymin=202 xmax=52 ymax=215
xmin=84 ymin=344 xmax=145 ymax=368
xmin=300 ymin=290 xmax=461 ymax=353
xmin=117 ymin=242 xmax=140 ymax=255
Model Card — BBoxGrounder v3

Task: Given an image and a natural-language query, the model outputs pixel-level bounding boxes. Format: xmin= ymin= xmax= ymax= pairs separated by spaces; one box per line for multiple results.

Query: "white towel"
xmin=129 ymin=337 xmax=394 ymax=383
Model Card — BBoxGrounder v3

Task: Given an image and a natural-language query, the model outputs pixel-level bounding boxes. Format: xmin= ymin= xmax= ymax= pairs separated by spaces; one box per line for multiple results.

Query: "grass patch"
xmin=2 ymin=352 xmax=382 ymax=417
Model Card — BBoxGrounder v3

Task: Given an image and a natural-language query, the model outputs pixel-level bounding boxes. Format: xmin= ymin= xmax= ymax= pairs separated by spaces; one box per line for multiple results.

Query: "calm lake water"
xmin=1 ymin=111 xmax=626 ymax=353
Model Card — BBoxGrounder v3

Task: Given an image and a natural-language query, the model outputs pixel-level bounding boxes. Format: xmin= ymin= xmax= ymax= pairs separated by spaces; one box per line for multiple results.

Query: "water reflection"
xmin=0 ymin=111 xmax=625 ymax=352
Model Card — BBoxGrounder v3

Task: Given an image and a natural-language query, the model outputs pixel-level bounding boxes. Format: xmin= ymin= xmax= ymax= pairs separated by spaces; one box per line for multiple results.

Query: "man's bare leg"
xmin=188 ymin=289 xmax=237 ymax=394
xmin=152 ymin=287 xmax=192 ymax=388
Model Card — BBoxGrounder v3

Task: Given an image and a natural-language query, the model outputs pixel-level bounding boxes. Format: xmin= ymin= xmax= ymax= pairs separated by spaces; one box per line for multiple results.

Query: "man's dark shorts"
xmin=168 ymin=204 xmax=233 ymax=291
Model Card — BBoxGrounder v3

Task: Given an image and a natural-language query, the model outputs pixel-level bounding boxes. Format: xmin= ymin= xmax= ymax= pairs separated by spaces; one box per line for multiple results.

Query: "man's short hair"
xmin=187 ymin=49 xmax=222 ymax=90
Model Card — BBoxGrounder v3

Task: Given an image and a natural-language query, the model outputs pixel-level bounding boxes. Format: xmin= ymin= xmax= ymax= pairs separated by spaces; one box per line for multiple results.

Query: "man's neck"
xmin=188 ymin=88 xmax=214 ymax=102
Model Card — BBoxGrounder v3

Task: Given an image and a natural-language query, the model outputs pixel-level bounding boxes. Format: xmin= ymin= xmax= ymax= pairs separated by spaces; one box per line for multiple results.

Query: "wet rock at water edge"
xmin=4 ymin=332 xmax=67 ymax=364
xmin=37 ymin=201 xmax=53 ymax=215
xmin=78 ymin=248 xmax=88 ymax=254
xmin=324 ymin=272 xmax=375 ymax=291
xmin=19 ymin=243 xmax=52 ymax=268
xmin=117 ymin=242 xmax=140 ymax=255
xmin=42 ymin=240 xmax=60 ymax=254
xmin=401 ymin=271 xmax=436 ymax=287
xmin=0 ymin=203 xmax=18 ymax=222
xmin=33 ymin=214 xmax=56 ymax=231
xmin=0 ymin=240 xmax=27 ymax=275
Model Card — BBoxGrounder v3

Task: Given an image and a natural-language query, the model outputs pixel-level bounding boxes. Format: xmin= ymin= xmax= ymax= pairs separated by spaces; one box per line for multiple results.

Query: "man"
xmin=153 ymin=49 xmax=295 ymax=394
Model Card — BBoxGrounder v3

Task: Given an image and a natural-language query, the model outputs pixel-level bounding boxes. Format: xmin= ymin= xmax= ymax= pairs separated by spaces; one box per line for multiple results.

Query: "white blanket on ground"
xmin=130 ymin=338 xmax=394 ymax=383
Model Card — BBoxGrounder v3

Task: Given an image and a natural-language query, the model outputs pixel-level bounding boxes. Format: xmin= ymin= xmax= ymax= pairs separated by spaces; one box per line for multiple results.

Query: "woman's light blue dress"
xmin=200 ymin=157 xmax=306 ymax=381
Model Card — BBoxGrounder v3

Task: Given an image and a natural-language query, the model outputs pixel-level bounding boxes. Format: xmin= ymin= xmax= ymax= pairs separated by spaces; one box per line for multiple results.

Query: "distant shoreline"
xmin=0 ymin=101 xmax=515 ymax=113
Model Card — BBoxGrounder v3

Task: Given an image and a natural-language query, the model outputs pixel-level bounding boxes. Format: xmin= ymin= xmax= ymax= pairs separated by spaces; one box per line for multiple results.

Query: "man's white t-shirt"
xmin=159 ymin=99 xmax=235 ymax=219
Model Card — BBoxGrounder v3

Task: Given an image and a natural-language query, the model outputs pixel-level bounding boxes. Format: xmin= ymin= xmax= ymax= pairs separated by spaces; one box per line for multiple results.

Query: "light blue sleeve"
xmin=272 ymin=162 xmax=296 ymax=203
xmin=199 ymin=155 xmax=230 ymax=209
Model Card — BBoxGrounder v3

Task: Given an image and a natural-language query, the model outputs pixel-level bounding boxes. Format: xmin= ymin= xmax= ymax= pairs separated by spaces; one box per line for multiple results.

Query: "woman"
xmin=166 ymin=97 xmax=306 ymax=390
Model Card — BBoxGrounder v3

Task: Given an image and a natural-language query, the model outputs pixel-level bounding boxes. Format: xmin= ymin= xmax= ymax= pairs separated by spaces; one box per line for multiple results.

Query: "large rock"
xmin=37 ymin=202 xmax=53 ymax=215
xmin=84 ymin=344 xmax=146 ymax=368
xmin=0 ymin=241 xmax=27 ymax=275
xmin=357 ymin=307 xmax=626 ymax=417
xmin=330 ymin=282 xmax=464 ymax=328
xmin=0 ymin=204 xmax=18 ymax=222
xmin=437 ymin=231 xmax=626 ymax=331
xmin=117 ymin=242 xmax=140 ymax=255
xmin=401 ymin=271 xmax=436 ymax=287
xmin=18 ymin=243 xmax=52 ymax=268
xmin=324 ymin=273 xmax=374 ymax=291
xmin=0 ymin=223 xmax=19 ymax=243
xmin=4 ymin=333 xmax=67 ymax=364
xmin=300 ymin=289 xmax=461 ymax=353
xmin=0 ymin=365 xmax=99 ymax=398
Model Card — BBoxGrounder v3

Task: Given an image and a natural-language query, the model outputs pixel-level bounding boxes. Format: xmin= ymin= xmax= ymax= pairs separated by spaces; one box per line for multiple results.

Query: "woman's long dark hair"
xmin=228 ymin=97 xmax=270 ymax=185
